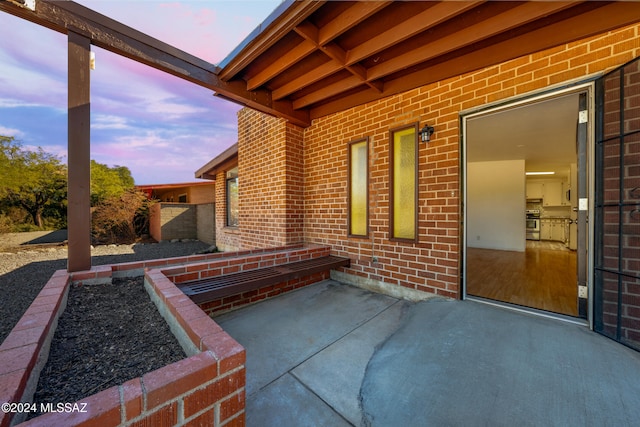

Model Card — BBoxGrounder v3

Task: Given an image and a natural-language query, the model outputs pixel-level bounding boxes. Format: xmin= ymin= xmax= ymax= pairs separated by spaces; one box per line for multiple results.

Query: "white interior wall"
xmin=467 ymin=160 xmax=526 ymax=252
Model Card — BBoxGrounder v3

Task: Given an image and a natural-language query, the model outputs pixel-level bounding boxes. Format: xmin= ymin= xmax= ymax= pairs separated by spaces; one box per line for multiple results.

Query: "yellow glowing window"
xmin=391 ymin=125 xmax=417 ymax=240
xmin=349 ymin=139 xmax=368 ymax=236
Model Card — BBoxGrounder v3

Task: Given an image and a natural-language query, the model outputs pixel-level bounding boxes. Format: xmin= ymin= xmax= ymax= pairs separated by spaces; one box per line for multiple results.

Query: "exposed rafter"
xmin=218 ymin=1 xmax=640 ymax=125
xmin=5 ymin=1 xmax=640 ymax=128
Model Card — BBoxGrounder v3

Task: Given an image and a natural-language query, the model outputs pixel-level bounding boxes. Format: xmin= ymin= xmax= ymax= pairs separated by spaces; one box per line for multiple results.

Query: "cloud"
xmin=89 ymin=126 xmax=237 ymax=184
xmin=0 ymin=126 xmax=24 ymax=138
xmin=0 ymin=99 xmax=46 ymax=109
xmin=1 ymin=0 xmax=281 ymax=184
xmin=91 ymin=115 xmax=131 ymax=130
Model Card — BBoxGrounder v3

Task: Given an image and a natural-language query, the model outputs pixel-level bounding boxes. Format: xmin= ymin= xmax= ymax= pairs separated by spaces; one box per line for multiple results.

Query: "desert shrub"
xmin=0 ymin=214 xmax=12 ymax=234
xmin=91 ymin=190 xmax=155 ymax=244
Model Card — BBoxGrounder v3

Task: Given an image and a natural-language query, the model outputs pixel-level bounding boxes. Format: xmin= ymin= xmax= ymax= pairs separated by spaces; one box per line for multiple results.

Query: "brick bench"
xmin=177 ymin=255 xmax=350 ymax=304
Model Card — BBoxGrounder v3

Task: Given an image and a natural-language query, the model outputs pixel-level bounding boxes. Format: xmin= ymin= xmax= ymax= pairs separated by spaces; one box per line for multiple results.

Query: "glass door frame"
xmin=461 ymin=82 xmax=596 ymax=328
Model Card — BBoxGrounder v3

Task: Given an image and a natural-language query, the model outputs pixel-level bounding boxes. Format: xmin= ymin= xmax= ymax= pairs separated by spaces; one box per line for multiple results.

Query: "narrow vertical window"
xmin=390 ymin=124 xmax=418 ymax=241
xmin=226 ymin=167 xmax=239 ymax=227
xmin=349 ymin=138 xmax=369 ymax=237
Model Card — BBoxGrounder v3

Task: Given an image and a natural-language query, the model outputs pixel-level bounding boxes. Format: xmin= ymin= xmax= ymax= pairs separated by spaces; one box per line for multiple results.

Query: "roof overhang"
xmin=4 ymin=1 xmax=640 ymax=128
xmin=135 ymin=182 xmax=214 ymax=191
xmin=218 ymin=1 xmax=640 ymax=125
xmin=195 ymin=143 xmax=238 ymax=180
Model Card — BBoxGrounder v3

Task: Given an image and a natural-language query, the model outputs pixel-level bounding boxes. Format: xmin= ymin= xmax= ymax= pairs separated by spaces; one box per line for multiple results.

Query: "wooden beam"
xmin=309 ymin=2 xmax=640 ymax=121
xmin=273 ymin=60 xmax=337 ymax=100
xmin=67 ymin=30 xmax=91 ymax=272
xmin=317 ymin=1 xmax=392 ymax=45
xmin=272 ymin=2 xmax=481 ymax=102
xmin=0 ymin=0 xmax=310 ymax=126
xmin=247 ymin=39 xmax=316 ymax=90
xmin=293 ymin=75 xmax=363 ymax=109
xmin=345 ymin=1 xmax=484 ymax=66
xmin=367 ymin=1 xmax=576 ymax=81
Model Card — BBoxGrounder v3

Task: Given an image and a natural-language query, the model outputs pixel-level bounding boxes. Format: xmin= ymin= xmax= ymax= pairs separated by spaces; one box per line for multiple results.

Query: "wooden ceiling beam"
xmin=309 ymin=2 xmax=640 ymax=121
xmin=293 ymin=75 xmax=363 ymax=109
xmin=272 ymin=61 xmax=337 ymax=100
xmin=367 ymin=1 xmax=577 ymax=81
xmin=246 ymin=39 xmax=316 ymax=90
xmin=345 ymin=1 xmax=484 ymax=66
xmin=317 ymin=1 xmax=392 ymax=45
xmin=214 ymin=84 xmax=310 ymax=127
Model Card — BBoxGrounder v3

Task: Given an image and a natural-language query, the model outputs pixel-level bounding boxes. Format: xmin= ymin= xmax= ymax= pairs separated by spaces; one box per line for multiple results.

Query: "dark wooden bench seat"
xmin=177 ymin=255 xmax=350 ymax=304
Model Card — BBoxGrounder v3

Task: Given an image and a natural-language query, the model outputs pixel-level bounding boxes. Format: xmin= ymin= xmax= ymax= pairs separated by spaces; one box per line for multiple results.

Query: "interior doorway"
xmin=463 ymin=88 xmax=591 ymax=318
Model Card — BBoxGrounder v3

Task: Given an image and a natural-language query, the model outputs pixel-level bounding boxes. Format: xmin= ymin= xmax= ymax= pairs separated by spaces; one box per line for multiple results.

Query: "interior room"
xmin=465 ymin=92 xmax=580 ymax=317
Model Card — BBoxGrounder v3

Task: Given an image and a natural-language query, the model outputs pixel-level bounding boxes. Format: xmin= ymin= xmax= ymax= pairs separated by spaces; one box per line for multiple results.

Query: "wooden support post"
xmin=67 ymin=31 xmax=92 ymax=272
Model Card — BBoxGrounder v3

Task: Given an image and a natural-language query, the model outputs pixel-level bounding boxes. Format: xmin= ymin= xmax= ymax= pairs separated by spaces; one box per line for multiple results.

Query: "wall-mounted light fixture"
xmin=420 ymin=124 xmax=435 ymax=143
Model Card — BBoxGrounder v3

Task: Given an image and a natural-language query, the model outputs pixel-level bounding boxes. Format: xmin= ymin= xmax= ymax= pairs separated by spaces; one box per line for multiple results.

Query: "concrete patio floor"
xmin=215 ymin=279 xmax=640 ymax=426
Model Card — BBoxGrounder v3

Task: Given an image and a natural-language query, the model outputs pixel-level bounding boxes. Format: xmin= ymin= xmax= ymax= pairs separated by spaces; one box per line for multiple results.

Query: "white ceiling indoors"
xmin=466 ymin=92 xmax=580 ymax=179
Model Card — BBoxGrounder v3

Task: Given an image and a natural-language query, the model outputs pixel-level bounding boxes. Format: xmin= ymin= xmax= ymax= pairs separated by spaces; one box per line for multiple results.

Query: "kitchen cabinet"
xmin=526 ymin=182 xmax=544 ymax=199
xmin=537 ymin=180 xmax=571 ymax=206
xmin=540 ymin=219 xmax=552 ymax=240
xmin=543 ymin=181 xmax=564 ymax=206
xmin=540 ymin=218 xmax=568 ymax=242
xmin=551 ymin=219 xmax=565 ymax=242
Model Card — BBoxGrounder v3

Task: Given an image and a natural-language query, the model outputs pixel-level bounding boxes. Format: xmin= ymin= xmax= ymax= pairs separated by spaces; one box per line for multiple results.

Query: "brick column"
xmin=237 ymin=108 xmax=304 ymax=249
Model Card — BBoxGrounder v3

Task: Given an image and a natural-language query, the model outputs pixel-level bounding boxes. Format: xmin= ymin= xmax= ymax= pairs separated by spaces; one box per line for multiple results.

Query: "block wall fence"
xmin=234 ymin=23 xmax=640 ymax=301
xmin=150 ymin=203 xmax=215 ymax=245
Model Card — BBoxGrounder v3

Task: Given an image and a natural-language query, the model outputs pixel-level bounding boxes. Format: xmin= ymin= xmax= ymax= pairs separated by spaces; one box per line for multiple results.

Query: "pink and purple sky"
xmin=0 ymin=0 xmax=281 ymax=184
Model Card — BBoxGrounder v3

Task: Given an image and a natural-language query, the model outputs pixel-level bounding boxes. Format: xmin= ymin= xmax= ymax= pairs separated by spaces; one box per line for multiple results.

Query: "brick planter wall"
xmin=0 ymin=247 xmax=317 ymax=427
xmin=0 ymin=244 xmax=323 ymax=427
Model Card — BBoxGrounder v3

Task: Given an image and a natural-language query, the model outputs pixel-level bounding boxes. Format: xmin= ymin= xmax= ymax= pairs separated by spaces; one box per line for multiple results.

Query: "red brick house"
xmin=3 ymin=3 xmax=640 ymax=426
xmin=196 ymin=1 xmax=640 ymax=351
xmin=5 ymin=1 xmax=639 ymax=351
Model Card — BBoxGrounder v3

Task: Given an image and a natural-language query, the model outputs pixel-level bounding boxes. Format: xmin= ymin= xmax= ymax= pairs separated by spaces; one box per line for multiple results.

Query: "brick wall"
xmin=238 ymin=23 xmax=640 ymax=301
xmin=214 ymin=170 xmax=241 ymax=252
xmin=0 ymin=257 xmax=246 ymax=427
xmin=237 ymin=108 xmax=304 ymax=249
xmin=163 ymin=245 xmax=331 ymax=316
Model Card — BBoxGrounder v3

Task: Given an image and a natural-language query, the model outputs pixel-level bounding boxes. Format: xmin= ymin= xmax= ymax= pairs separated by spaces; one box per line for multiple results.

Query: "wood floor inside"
xmin=466 ymin=240 xmax=578 ymax=317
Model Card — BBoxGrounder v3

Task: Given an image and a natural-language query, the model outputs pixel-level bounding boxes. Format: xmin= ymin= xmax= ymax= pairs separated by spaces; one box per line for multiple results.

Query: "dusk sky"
xmin=0 ymin=0 xmax=281 ymax=184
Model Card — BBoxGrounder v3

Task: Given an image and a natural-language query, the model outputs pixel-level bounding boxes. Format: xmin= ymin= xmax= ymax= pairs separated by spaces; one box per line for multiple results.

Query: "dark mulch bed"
xmin=29 ymin=277 xmax=186 ymax=418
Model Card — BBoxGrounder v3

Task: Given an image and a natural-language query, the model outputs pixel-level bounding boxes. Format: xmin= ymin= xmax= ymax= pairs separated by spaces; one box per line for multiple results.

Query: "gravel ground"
xmin=0 ymin=236 xmax=211 ymax=344
xmin=28 ymin=276 xmax=186 ymax=419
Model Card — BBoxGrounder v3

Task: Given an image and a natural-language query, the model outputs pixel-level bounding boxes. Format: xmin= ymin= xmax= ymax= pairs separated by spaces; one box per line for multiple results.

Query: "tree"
xmin=91 ymin=189 xmax=154 ymax=244
xmin=0 ymin=136 xmax=67 ymax=228
xmin=90 ymin=160 xmax=135 ymax=205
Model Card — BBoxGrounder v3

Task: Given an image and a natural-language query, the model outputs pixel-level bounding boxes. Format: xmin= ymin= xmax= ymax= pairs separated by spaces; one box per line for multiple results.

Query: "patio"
xmin=216 ymin=279 xmax=640 ymax=426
